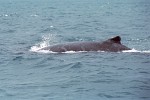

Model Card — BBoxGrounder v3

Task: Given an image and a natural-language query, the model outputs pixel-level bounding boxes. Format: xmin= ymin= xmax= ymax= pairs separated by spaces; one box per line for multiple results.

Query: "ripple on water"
xmin=70 ymin=62 xmax=83 ymax=69
xmin=91 ymin=78 xmax=121 ymax=84
xmin=12 ymin=56 xmax=24 ymax=61
xmin=97 ymin=93 xmax=123 ymax=99
xmin=0 ymin=89 xmax=6 ymax=96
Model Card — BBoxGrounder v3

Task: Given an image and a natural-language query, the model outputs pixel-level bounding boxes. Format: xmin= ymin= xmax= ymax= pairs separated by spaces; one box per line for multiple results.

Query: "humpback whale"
xmin=40 ymin=36 xmax=131 ymax=52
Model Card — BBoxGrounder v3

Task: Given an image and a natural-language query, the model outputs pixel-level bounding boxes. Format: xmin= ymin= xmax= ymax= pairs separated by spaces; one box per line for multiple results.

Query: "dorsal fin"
xmin=109 ymin=36 xmax=121 ymax=44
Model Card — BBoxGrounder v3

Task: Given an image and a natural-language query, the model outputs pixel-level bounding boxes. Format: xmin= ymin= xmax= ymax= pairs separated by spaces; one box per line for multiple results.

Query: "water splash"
xmin=30 ymin=34 xmax=56 ymax=52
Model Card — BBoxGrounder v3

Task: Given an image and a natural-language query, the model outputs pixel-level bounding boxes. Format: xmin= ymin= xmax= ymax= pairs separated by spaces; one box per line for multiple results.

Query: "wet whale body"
xmin=40 ymin=36 xmax=131 ymax=52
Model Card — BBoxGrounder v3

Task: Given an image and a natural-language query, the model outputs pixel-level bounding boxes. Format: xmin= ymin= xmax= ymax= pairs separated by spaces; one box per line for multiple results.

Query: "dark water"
xmin=0 ymin=0 xmax=150 ymax=100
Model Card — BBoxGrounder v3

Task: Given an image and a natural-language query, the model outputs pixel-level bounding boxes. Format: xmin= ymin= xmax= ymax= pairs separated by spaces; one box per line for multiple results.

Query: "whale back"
xmin=40 ymin=36 xmax=131 ymax=52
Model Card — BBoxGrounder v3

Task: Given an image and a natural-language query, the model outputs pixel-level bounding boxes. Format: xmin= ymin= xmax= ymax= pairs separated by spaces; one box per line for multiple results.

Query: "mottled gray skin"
xmin=40 ymin=36 xmax=131 ymax=52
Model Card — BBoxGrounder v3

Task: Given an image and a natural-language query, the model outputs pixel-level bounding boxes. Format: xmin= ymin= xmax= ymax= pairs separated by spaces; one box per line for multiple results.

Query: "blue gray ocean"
xmin=0 ymin=0 xmax=150 ymax=100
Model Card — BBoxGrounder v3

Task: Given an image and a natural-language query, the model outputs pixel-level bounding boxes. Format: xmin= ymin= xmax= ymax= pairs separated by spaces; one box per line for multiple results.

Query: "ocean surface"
xmin=0 ymin=0 xmax=150 ymax=100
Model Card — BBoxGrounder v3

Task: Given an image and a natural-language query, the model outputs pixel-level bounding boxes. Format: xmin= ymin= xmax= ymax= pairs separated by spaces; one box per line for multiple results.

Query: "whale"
xmin=40 ymin=36 xmax=131 ymax=52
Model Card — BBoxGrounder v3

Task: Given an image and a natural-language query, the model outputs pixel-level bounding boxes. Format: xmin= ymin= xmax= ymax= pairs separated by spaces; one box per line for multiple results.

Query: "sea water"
xmin=0 ymin=0 xmax=150 ymax=100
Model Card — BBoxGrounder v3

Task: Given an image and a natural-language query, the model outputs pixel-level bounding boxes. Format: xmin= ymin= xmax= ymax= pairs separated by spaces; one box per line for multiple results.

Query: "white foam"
xmin=50 ymin=26 xmax=54 ymax=28
xmin=123 ymin=48 xmax=150 ymax=53
xmin=4 ymin=14 xmax=8 ymax=17
xmin=122 ymin=48 xmax=138 ymax=53
xmin=143 ymin=51 xmax=150 ymax=53
xmin=30 ymin=14 xmax=38 ymax=17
